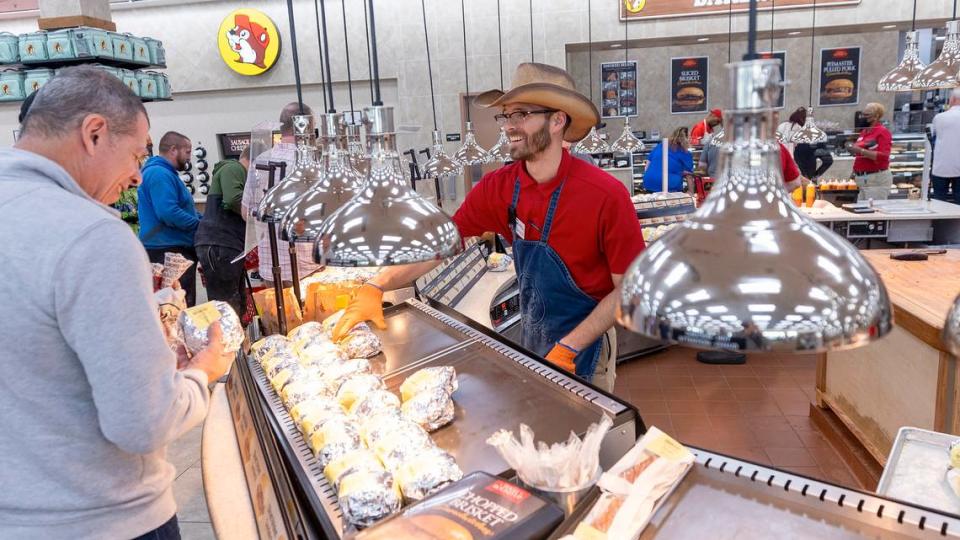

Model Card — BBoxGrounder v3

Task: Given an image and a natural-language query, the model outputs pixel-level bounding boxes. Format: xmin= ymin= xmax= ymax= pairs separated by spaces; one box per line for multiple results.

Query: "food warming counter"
xmin=214 ymin=299 xmax=642 ymax=539
xmin=801 ymin=199 xmax=960 ymax=245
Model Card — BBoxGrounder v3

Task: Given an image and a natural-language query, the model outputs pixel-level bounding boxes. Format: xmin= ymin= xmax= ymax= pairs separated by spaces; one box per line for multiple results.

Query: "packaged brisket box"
xmin=355 ymin=471 xmax=564 ymax=539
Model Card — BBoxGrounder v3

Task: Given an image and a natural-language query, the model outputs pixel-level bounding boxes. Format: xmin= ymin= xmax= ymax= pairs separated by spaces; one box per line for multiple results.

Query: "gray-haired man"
xmin=0 ymin=66 xmax=233 ymax=539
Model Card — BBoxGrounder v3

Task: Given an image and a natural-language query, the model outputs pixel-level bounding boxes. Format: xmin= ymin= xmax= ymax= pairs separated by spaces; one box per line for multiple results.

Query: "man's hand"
xmin=545 ymin=342 xmax=577 ymax=373
xmin=185 ymin=322 xmax=235 ymax=382
xmin=332 ymin=284 xmax=386 ymax=341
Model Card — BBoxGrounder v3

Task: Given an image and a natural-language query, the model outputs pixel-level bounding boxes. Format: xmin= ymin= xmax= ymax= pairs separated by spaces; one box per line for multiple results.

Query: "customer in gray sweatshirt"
xmin=0 ymin=66 xmax=234 ymax=539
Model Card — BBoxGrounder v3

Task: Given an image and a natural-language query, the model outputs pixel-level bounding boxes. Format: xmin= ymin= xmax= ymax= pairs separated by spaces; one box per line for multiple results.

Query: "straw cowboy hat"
xmin=474 ymin=62 xmax=600 ymax=142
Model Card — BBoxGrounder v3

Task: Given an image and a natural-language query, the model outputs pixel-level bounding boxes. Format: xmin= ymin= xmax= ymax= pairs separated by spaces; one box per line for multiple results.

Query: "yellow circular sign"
xmin=218 ymin=8 xmax=281 ymax=76
xmin=624 ymin=0 xmax=646 ymax=13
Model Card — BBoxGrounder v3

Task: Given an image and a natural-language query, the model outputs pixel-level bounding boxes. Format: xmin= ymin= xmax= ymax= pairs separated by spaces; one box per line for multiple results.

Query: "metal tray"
xmin=244 ymin=299 xmax=641 ymax=539
xmin=877 ymin=427 xmax=960 ymax=516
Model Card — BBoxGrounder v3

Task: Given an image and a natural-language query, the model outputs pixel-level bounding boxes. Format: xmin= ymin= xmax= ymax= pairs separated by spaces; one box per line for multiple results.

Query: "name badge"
xmin=514 ymin=219 xmax=526 ymax=240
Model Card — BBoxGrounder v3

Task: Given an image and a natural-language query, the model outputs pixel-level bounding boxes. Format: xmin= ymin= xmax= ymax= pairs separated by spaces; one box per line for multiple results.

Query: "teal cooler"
xmin=94 ymin=63 xmax=121 ymax=81
xmin=144 ymin=37 xmax=165 ymax=66
xmin=119 ymin=68 xmax=139 ymax=96
xmin=137 ymin=71 xmax=157 ymax=99
xmin=23 ymin=68 xmax=53 ymax=94
xmin=0 ymin=32 xmax=19 ymax=64
xmin=156 ymin=72 xmax=171 ymax=99
xmin=18 ymin=32 xmax=48 ymax=64
xmin=0 ymin=71 xmax=25 ymax=101
xmin=47 ymin=28 xmax=96 ymax=61
xmin=87 ymin=28 xmax=114 ymax=59
xmin=110 ymin=32 xmax=133 ymax=62
xmin=129 ymin=34 xmax=150 ymax=65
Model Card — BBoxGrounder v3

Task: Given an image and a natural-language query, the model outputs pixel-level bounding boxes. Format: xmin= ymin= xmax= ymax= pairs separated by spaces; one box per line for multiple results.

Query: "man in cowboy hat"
xmin=331 ymin=63 xmax=645 ymax=392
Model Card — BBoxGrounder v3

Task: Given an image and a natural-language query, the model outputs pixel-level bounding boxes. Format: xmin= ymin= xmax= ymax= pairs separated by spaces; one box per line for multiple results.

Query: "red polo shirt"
xmin=780 ymin=142 xmax=801 ymax=183
xmin=690 ymin=120 xmax=712 ymax=146
xmin=853 ymin=124 xmax=892 ymax=174
xmin=452 ymin=150 xmax=645 ymax=301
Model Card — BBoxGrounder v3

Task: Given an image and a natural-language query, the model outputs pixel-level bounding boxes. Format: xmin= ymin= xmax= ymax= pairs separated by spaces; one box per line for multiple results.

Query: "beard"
xmin=509 ymin=121 xmax=552 ymax=161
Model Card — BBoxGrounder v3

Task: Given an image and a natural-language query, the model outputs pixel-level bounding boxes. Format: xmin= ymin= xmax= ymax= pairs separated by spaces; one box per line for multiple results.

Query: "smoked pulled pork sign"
xmin=620 ymin=0 xmax=859 ymax=20
xmin=819 ymin=46 xmax=861 ymax=106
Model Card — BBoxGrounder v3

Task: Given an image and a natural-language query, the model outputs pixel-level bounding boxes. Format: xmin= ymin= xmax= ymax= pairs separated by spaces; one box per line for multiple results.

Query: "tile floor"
xmin=613 ymin=347 xmax=863 ymax=489
xmin=168 ymin=425 xmax=215 ymax=539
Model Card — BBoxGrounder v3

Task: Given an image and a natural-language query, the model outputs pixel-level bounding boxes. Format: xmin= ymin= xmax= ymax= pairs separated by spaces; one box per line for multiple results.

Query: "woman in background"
xmin=643 ymin=127 xmax=694 ymax=193
xmin=777 ymin=107 xmax=806 ymax=154
xmin=846 ymin=102 xmax=892 ymax=201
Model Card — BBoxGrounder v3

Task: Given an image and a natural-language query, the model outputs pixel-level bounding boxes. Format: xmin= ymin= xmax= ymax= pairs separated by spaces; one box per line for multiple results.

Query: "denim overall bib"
xmin=508 ymin=176 xmax=602 ymax=379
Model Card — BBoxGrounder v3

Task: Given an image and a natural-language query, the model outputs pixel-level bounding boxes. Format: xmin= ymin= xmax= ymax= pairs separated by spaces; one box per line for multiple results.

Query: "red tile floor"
xmin=613 ymin=347 xmax=862 ymax=489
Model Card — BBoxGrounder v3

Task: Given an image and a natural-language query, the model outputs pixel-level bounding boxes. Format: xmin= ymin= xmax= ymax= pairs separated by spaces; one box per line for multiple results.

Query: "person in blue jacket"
xmin=643 ymin=127 xmax=694 ymax=193
xmin=138 ymin=131 xmax=201 ymax=305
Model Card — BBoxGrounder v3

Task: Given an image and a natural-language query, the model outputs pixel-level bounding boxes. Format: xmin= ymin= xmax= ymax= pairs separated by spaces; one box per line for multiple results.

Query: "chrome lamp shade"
xmin=574 ymin=126 xmax=610 ymax=154
xmin=618 ymin=59 xmax=892 ymax=353
xmin=280 ymin=112 xmax=364 ymax=243
xmin=455 ymin=121 xmax=490 ymax=165
xmin=314 ymin=106 xmax=463 ymax=267
xmin=611 ymin=119 xmax=646 ymax=153
xmin=878 ymin=31 xmax=926 ymax=92
xmin=423 ymin=130 xmax=464 ymax=178
xmin=913 ymin=21 xmax=960 ymax=90
xmin=255 ymin=114 xmax=323 ymax=223
xmin=487 ymin=128 xmax=512 ymax=162
xmin=790 ymin=108 xmax=828 ymax=145
xmin=944 ymin=293 xmax=960 ymax=356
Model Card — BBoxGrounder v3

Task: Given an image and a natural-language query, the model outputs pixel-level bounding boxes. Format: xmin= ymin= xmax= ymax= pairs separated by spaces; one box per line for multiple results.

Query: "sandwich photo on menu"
xmin=675 ymin=86 xmax=705 ymax=111
xmin=819 ymin=47 xmax=860 ymax=106
xmin=671 ymin=57 xmax=708 ymax=114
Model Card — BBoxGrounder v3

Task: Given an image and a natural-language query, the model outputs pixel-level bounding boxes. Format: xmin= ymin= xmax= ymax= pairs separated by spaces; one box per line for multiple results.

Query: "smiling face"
xmin=79 ymin=113 xmax=150 ymax=204
xmin=501 ymin=102 xmax=564 ymax=162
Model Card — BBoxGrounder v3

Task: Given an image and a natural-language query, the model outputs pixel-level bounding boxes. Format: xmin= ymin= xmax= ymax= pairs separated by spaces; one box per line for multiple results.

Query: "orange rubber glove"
xmin=332 ymin=283 xmax=386 ymax=341
xmin=544 ymin=342 xmax=578 ymax=373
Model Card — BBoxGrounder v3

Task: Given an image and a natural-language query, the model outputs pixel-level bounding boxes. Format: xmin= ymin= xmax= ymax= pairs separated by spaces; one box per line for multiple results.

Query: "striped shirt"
xmin=241 ymin=142 xmax=322 ymax=282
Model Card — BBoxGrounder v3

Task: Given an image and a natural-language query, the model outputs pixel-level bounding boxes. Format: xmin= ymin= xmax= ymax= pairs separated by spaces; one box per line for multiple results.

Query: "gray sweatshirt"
xmin=0 ymin=148 xmax=210 ymax=539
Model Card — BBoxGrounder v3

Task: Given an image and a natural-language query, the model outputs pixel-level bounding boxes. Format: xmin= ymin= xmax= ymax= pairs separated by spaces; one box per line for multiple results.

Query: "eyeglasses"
xmin=494 ymin=109 xmax=557 ymax=127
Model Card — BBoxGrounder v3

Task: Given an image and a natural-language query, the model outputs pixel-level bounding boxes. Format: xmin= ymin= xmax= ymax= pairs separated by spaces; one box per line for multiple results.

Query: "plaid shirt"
xmin=241 ymin=142 xmax=322 ymax=282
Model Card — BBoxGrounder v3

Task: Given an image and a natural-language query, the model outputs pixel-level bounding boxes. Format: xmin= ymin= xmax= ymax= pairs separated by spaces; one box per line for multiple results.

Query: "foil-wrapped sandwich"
xmin=281 ymin=378 xmax=332 ymax=408
xmin=401 ymin=386 xmax=455 ymax=432
xmin=269 ymin=361 xmax=309 ymax=393
xmin=261 ymin=349 xmax=300 ymax=379
xmin=371 ymin=420 xmax=433 ymax=471
xmin=394 ymin=447 xmax=463 ymax=501
xmin=296 ymin=334 xmax=348 ymax=368
xmin=349 ymin=389 xmax=401 ymax=420
xmin=251 ymin=335 xmax=292 ymax=362
xmin=359 ymin=410 xmax=404 ymax=448
xmin=324 ymin=449 xmax=385 ymax=489
xmin=338 ymin=469 xmax=402 ymax=528
xmin=336 ymin=374 xmax=385 ymax=410
xmin=322 ymin=358 xmax=373 ymax=393
xmin=309 ymin=416 xmax=362 ymax=468
xmin=323 ymin=310 xmax=383 ymax=358
xmin=399 ymin=366 xmax=458 ymax=402
xmin=287 ymin=321 xmax=325 ymax=345
xmin=161 ymin=252 xmax=194 ymax=289
xmin=179 ymin=300 xmax=244 ymax=354
xmin=290 ymin=398 xmax=344 ymax=430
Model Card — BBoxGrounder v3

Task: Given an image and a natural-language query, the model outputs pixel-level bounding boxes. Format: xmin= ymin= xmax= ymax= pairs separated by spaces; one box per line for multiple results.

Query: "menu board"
xmin=671 ymin=56 xmax=709 ymax=114
xmin=600 ymin=61 xmax=638 ymax=118
xmin=819 ymin=46 xmax=861 ymax=107
xmin=759 ymin=50 xmax=786 ymax=109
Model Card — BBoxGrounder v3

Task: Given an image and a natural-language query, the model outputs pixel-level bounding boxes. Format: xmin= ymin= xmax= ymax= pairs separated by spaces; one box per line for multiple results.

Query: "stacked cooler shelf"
xmin=0 ymin=28 xmax=170 ymax=102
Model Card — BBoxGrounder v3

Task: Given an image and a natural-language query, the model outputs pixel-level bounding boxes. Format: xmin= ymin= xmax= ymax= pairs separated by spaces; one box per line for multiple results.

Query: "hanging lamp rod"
xmin=363 ymin=0 xmax=373 ymax=103
xmin=367 ymin=0 xmax=383 ymax=106
xmin=770 ymin=0 xmax=775 ymax=51
xmin=313 ymin=0 xmax=328 ymax=112
xmin=728 ymin=0 xmax=733 ymax=62
xmin=529 ymin=0 xmax=534 ymax=62
xmin=460 ymin=0 xmax=472 ymax=123
xmin=421 ymin=0 xmax=439 ymax=131
xmin=744 ymin=0 xmax=759 ymax=60
xmin=318 ymin=0 xmax=336 ymax=112
xmin=340 ymin=0 xmax=355 ymax=119
xmin=285 ymin=0 xmax=305 ymax=114
xmin=588 ymin=0 xmax=593 ymax=103
xmin=497 ymin=0 xmax=504 ymax=89
xmin=808 ymin=0 xmax=817 ymax=104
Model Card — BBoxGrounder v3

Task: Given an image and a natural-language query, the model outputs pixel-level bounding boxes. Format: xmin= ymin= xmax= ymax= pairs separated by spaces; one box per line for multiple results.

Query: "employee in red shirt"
xmin=689 ymin=108 xmax=723 ymax=146
xmin=331 ymin=63 xmax=645 ymax=391
xmin=846 ymin=102 xmax=893 ymax=201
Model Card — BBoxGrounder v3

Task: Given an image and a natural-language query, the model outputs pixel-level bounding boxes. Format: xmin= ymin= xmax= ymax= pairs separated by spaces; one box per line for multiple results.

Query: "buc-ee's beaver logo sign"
xmin=218 ymin=8 xmax=281 ymax=76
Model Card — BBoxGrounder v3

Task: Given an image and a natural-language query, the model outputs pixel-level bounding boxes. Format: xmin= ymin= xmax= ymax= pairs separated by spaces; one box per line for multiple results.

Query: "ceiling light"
xmin=255 ymin=114 xmax=322 ymax=223
xmin=611 ymin=43 xmax=623 ymax=48
xmin=913 ymin=20 xmax=960 ymax=89
xmin=618 ymin=58 xmax=892 ymax=353
xmin=611 ymin=118 xmax=646 ymax=153
xmin=788 ymin=31 xmax=802 ymax=36
xmin=878 ymin=30 xmax=926 ymax=91
xmin=697 ymin=37 xmax=710 ymax=42
xmin=314 ymin=105 xmax=463 ymax=266
xmin=574 ymin=126 xmax=610 ymax=154
xmin=882 ymin=24 xmax=897 ymax=29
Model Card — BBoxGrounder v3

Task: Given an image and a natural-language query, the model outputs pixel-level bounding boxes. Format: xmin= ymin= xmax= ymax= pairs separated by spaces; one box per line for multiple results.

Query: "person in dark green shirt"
xmin=195 ymin=147 xmax=250 ymax=316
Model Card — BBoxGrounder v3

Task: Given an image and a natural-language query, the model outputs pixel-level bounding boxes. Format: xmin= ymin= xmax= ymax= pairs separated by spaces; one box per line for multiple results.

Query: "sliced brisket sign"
xmin=620 ymin=0 xmax=859 ymax=20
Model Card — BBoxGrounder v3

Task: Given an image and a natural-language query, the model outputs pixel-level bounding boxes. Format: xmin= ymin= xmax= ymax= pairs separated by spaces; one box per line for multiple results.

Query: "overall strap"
xmin=539 ymin=178 xmax=567 ymax=242
xmin=507 ymin=175 xmax=522 ymax=229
